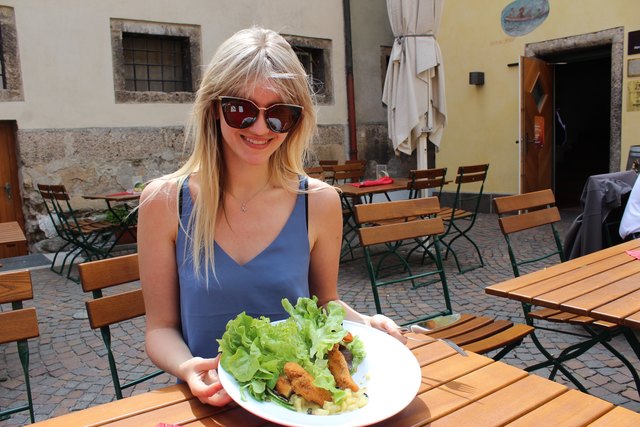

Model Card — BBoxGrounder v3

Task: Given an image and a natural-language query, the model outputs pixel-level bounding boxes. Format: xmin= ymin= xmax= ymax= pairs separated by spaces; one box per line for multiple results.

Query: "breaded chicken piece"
xmin=275 ymin=375 xmax=293 ymax=398
xmin=283 ymin=362 xmax=332 ymax=406
xmin=328 ymin=344 xmax=359 ymax=392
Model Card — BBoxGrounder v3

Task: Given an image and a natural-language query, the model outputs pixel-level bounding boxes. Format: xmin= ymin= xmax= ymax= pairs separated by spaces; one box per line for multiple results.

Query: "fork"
xmin=399 ymin=326 xmax=468 ymax=356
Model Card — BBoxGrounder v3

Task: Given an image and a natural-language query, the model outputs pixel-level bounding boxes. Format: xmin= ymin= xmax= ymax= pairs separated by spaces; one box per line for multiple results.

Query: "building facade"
xmin=0 ymin=0 xmax=396 ymax=250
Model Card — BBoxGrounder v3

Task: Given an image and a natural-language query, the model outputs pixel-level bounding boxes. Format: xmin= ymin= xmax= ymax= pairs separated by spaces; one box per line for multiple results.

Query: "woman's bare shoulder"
xmin=140 ymin=177 xmax=180 ymax=206
xmin=306 ymin=177 xmax=340 ymax=206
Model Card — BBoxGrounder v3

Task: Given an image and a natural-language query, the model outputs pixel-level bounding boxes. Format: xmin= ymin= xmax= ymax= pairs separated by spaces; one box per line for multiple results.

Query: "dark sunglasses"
xmin=218 ymin=96 xmax=303 ymax=133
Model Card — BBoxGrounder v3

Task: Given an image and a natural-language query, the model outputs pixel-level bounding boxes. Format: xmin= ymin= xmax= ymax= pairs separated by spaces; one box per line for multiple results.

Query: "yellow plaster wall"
xmin=437 ymin=0 xmax=640 ymax=194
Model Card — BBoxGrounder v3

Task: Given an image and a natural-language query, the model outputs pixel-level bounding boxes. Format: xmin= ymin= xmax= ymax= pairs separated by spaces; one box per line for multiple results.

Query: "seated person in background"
xmin=619 ymin=174 xmax=640 ymax=241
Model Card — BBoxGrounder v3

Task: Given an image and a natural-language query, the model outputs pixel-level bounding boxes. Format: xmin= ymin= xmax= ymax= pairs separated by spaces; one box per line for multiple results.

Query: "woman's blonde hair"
xmin=162 ymin=26 xmax=317 ymax=280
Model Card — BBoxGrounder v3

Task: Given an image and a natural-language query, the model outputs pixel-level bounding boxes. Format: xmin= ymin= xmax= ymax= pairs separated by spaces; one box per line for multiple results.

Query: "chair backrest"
xmin=449 ymin=164 xmax=489 ymax=216
xmin=318 ymin=159 xmax=338 ymax=166
xmin=353 ymin=197 xmax=451 ymax=322
xmin=407 ymin=167 xmax=448 ymax=199
xmin=304 ymin=166 xmax=325 ymax=180
xmin=333 ymin=162 xmax=366 ymax=184
xmin=0 ymin=270 xmax=39 ymax=422
xmin=37 ymin=183 xmax=76 ymax=241
xmin=78 ymin=253 xmax=163 ymax=399
xmin=493 ymin=189 xmax=564 ymax=277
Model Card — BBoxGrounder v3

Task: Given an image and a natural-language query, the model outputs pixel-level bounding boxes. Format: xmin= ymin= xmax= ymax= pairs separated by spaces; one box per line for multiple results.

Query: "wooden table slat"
xmin=510 ymin=253 xmax=636 ymax=302
xmin=533 ymin=261 xmax=640 ymax=308
xmin=31 ymin=385 xmax=191 ymax=426
xmin=485 ymin=240 xmax=640 ymax=298
xmin=0 ymin=221 xmax=26 ymax=243
xmin=419 ymin=351 xmax=493 ymax=392
xmin=586 ymin=405 xmax=640 ymax=427
xmin=430 ymin=375 xmax=568 ymax=427
xmin=418 ymin=361 xmax=529 ymax=424
xmin=623 ymin=310 xmax=640 ymax=329
xmin=336 ymin=178 xmax=409 ymax=198
xmin=561 ymin=272 xmax=640 ymax=316
xmin=591 ymin=287 xmax=640 ymax=324
xmin=503 ymin=389 xmax=614 ymax=427
xmin=99 ymin=399 xmax=227 ymax=427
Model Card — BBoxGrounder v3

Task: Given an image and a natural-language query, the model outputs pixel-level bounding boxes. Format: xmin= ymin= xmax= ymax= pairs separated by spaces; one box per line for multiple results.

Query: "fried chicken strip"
xmin=283 ymin=362 xmax=332 ymax=406
xmin=275 ymin=375 xmax=293 ymax=398
xmin=328 ymin=344 xmax=359 ymax=392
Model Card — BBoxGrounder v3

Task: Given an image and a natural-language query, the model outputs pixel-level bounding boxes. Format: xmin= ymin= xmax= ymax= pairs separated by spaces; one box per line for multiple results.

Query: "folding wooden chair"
xmin=319 ymin=160 xmax=338 ymax=183
xmin=354 ymin=197 xmax=533 ymax=358
xmin=494 ymin=189 xmax=640 ymax=393
xmin=0 ymin=270 xmax=39 ymax=423
xmin=332 ymin=162 xmax=366 ymax=185
xmin=407 ymin=167 xmax=448 ymax=200
xmin=38 ymin=184 xmax=118 ymax=281
xmin=437 ymin=164 xmax=489 ymax=273
xmin=304 ymin=166 xmax=325 ymax=181
xmin=78 ymin=254 xmax=164 ymax=400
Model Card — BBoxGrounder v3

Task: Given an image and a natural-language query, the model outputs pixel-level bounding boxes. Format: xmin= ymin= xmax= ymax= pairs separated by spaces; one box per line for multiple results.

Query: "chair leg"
xmin=588 ymin=326 xmax=640 ymax=398
xmin=440 ymin=219 xmax=484 ymax=273
xmin=17 ymin=339 xmax=35 ymax=423
xmin=523 ymin=330 xmax=590 ymax=393
xmin=100 ymin=326 xmax=124 ymax=400
xmin=49 ymin=241 xmax=72 ymax=275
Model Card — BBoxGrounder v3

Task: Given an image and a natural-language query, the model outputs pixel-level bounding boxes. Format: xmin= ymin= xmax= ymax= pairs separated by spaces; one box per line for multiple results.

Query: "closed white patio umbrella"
xmin=382 ymin=0 xmax=446 ymax=168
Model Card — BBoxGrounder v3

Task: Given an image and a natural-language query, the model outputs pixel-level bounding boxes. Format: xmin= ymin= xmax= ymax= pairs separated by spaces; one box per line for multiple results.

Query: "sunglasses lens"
xmin=220 ymin=98 xmax=258 ymax=129
xmin=220 ymin=97 xmax=302 ymax=133
xmin=265 ymin=105 xmax=303 ymax=133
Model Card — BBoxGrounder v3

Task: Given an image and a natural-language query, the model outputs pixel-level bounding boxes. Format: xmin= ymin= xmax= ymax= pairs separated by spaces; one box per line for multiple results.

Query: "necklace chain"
xmin=226 ymin=182 xmax=270 ymax=213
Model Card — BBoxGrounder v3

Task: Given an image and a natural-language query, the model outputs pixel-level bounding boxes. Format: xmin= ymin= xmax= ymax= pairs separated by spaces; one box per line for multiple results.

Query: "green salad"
xmin=217 ymin=296 xmax=366 ymax=407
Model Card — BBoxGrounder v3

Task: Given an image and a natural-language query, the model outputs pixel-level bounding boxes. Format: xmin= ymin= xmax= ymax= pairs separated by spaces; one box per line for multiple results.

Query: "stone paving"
xmin=1 ymin=210 xmax=639 ymax=425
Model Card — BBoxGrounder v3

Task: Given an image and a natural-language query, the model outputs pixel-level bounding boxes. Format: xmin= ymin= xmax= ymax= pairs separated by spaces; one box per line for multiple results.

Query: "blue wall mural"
xmin=501 ymin=0 xmax=550 ymax=37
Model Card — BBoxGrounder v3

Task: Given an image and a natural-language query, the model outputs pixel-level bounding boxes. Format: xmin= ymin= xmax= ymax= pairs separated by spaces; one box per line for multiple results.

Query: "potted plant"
xmin=105 ymin=206 xmax=138 ymax=244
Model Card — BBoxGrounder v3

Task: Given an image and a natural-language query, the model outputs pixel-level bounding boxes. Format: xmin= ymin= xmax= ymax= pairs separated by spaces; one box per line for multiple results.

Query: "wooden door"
xmin=521 ymin=56 xmax=554 ymax=193
xmin=0 ymin=121 xmax=25 ymax=227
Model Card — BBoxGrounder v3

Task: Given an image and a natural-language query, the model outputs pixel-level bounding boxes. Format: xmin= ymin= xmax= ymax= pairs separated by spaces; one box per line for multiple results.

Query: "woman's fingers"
xmin=184 ymin=356 xmax=232 ymax=407
xmin=370 ymin=314 xmax=407 ymax=344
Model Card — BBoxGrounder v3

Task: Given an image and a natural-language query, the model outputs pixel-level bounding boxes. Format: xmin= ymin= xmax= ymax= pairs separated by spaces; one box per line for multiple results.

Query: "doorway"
xmin=0 ymin=121 xmax=25 ymax=227
xmin=524 ymin=28 xmax=625 ymax=208
xmin=548 ymin=49 xmax=611 ymax=207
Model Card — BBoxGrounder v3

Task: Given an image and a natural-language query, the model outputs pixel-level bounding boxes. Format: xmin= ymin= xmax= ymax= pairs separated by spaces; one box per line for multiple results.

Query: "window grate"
xmin=293 ymin=46 xmax=325 ymax=95
xmin=122 ymin=33 xmax=191 ymax=93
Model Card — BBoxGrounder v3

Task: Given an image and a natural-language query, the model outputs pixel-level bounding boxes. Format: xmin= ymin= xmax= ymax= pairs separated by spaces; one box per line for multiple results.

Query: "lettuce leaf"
xmin=217 ymin=296 xmax=365 ymax=405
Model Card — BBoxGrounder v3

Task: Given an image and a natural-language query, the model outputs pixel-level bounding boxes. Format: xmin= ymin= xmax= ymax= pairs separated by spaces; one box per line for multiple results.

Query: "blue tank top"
xmin=176 ymin=178 xmax=310 ymax=358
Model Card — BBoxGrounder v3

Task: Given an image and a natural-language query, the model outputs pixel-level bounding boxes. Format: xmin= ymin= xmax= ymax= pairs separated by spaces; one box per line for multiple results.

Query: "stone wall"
xmin=19 ymin=126 xmax=186 ymax=250
xmin=19 ymin=123 xmax=370 ymax=250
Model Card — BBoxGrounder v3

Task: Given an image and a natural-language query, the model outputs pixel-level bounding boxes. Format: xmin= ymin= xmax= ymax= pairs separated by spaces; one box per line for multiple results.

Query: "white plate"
xmin=218 ymin=320 xmax=421 ymax=427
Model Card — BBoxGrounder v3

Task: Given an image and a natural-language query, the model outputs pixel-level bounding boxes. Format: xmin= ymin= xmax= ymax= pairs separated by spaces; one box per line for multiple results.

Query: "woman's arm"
xmin=138 ymin=179 xmax=231 ymax=406
xmin=306 ymin=181 xmax=405 ymax=342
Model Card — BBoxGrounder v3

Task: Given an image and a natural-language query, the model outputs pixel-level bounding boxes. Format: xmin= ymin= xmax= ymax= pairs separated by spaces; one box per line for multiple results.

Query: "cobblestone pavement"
xmin=1 ymin=210 xmax=639 ymax=425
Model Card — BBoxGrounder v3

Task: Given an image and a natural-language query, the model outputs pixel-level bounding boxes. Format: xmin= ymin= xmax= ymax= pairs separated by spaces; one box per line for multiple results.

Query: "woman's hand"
xmin=180 ymin=355 xmax=232 ymax=407
xmin=369 ymin=314 xmax=407 ymax=344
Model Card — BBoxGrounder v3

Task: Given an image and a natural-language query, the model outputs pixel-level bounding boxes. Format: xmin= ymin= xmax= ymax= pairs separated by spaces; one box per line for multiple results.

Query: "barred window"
xmin=293 ymin=46 xmax=325 ymax=97
xmin=122 ymin=33 xmax=191 ymax=93
xmin=110 ymin=19 xmax=201 ymax=104
xmin=284 ymin=35 xmax=332 ymax=105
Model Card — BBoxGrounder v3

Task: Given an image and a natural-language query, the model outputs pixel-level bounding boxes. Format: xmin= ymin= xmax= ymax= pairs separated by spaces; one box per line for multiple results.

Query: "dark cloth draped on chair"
xmin=563 ymin=170 xmax=638 ymax=259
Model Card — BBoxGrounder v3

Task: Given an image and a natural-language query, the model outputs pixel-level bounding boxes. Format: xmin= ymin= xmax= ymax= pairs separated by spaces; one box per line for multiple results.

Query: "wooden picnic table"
xmin=336 ymin=177 xmax=410 ymax=204
xmin=486 ymin=238 xmax=640 ymax=395
xmin=0 ymin=221 xmax=27 ymax=259
xmin=83 ymin=191 xmax=141 ymax=243
xmin=31 ymin=338 xmax=640 ymax=426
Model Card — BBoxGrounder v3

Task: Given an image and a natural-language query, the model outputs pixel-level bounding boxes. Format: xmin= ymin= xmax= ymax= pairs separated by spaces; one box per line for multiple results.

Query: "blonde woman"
xmin=138 ymin=27 xmax=404 ymax=407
